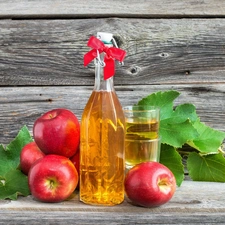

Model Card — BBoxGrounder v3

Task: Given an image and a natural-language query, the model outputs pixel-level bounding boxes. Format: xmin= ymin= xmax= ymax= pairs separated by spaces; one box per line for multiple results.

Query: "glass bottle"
xmin=80 ymin=32 xmax=125 ymax=206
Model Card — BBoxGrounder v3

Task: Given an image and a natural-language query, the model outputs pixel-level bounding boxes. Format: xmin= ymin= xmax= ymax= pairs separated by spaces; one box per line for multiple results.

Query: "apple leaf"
xmin=159 ymin=104 xmax=199 ymax=148
xmin=137 ymin=90 xmax=180 ymax=120
xmin=0 ymin=125 xmax=32 ymax=200
xmin=160 ymin=119 xmax=198 ymax=148
xmin=160 ymin=144 xmax=184 ymax=187
xmin=166 ymin=103 xmax=199 ymax=124
xmin=0 ymin=170 xmax=30 ymax=200
xmin=187 ymin=121 xmax=225 ymax=154
xmin=187 ymin=152 xmax=225 ymax=182
xmin=138 ymin=91 xmax=199 ymax=148
xmin=136 ymin=90 xmax=225 ymax=185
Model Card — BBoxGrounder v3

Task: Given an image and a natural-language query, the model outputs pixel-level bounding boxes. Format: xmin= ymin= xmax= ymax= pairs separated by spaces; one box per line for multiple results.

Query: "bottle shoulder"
xmin=82 ymin=90 xmax=124 ymax=120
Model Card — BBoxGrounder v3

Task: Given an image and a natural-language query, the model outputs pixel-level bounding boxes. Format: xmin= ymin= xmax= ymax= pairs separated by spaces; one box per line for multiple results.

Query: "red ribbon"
xmin=84 ymin=36 xmax=126 ymax=80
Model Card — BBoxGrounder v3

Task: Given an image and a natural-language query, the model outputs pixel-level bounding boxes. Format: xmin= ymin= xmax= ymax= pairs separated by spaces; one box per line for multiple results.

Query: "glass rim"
xmin=123 ymin=105 xmax=160 ymax=112
xmin=125 ymin=137 xmax=161 ymax=142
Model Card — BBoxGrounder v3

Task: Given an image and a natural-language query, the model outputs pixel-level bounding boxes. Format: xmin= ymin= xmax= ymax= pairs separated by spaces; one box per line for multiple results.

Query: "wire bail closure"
xmin=96 ymin=49 xmax=105 ymax=67
xmin=111 ymin=37 xmax=124 ymax=66
xmin=84 ymin=35 xmax=126 ymax=80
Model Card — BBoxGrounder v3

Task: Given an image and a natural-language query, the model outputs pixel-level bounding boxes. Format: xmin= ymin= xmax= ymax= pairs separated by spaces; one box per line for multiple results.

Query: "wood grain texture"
xmin=0 ymin=84 xmax=224 ymax=145
xmin=1 ymin=181 xmax=225 ymax=224
xmin=1 ymin=0 xmax=225 ymax=18
xmin=0 ymin=18 xmax=225 ymax=86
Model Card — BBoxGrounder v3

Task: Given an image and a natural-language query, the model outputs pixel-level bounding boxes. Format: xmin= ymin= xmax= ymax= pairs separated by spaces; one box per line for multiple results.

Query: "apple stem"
xmin=49 ymin=180 xmax=55 ymax=189
xmin=158 ymin=179 xmax=171 ymax=194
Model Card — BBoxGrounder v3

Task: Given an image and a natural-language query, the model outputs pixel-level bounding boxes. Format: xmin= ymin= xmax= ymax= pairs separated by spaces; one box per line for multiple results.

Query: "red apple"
xmin=20 ymin=141 xmax=45 ymax=175
xmin=125 ymin=161 xmax=176 ymax=207
xmin=70 ymin=148 xmax=80 ymax=189
xmin=28 ymin=154 xmax=78 ymax=203
xmin=33 ymin=108 xmax=80 ymax=158
xmin=70 ymin=148 xmax=80 ymax=175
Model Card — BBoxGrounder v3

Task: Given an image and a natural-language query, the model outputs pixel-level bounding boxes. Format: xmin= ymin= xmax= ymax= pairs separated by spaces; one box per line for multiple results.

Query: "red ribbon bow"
xmin=84 ymin=36 xmax=126 ymax=80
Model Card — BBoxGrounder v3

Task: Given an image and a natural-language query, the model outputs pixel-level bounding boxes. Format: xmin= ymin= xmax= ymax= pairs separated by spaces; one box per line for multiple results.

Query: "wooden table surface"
xmin=1 ymin=181 xmax=225 ymax=224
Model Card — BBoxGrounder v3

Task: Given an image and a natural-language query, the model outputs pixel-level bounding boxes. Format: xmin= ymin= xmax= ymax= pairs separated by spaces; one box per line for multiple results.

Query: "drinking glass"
xmin=123 ymin=105 xmax=160 ymax=170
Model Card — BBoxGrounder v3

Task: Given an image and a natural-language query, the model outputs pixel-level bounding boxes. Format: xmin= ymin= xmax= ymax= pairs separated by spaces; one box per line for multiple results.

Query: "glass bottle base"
xmin=80 ymin=195 xmax=124 ymax=206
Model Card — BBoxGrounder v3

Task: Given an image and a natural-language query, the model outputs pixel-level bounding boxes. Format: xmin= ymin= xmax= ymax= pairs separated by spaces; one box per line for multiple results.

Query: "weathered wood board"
xmin=0 ymin=84 xmax=224 ymax=145
xmin=1 ymin=181 xmax=225 ymax=224
xmin=1 ymin=0 xmax=225 ymax=18
xmin=1 ymin=18 xmax=225 ymax=86
xmin=0 ymin=17 xmax=225 ymax=143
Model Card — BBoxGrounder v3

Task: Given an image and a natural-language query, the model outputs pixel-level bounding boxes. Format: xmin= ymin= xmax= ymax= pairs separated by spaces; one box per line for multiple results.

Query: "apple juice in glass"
xmin=123 ymin=106 xmax=160 ymax=170
xmin=80 ymin=32 xmax=126 ymax=206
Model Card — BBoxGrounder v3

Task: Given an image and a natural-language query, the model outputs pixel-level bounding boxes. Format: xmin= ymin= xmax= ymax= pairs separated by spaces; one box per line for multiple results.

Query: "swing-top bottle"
xmin=80 ymin=32 xmax=126 ymax=205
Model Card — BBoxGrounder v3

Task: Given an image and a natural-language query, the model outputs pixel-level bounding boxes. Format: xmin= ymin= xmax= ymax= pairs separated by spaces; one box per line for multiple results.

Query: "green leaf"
xmin=135 ymin=90 xmax=225 ymax=185
xmin=138 ymin=91 xmax=199 ymax=148
xmin=137 ymin=90 xmax=180 ymax=120
xmin=0 ymin=170 xmax=30 ymax=200
xmin=160 ymin=119 xmax=199 ymax=148
xmin=160 ymin=104 xmax=199 ymax=147
xmin=160 ymin=144 xmax=184 ymax=187
xmin=187 ymin=152 xmax=225 ymax=182
xmin=187 ymin=121 xmax=225 ymax=154
xmin=167 ymin=103 xmax=199 ymax=124
xmin=0 ymin=125 xmax=32 ymax=175
xmin=0 ymin=125 xmax=32 ymax=200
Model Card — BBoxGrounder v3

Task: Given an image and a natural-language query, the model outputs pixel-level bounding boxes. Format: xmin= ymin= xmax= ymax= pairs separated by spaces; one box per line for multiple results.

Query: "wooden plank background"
xmin=0 ymin=1 xmax=224 ymax=147
xmin=1 ymin=0 xmax=225 ymax=18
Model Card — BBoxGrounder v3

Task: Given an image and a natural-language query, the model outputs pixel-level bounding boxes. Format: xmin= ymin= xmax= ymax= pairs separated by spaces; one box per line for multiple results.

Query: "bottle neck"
xmin=94 ymin=51 xmax=115 ymax=92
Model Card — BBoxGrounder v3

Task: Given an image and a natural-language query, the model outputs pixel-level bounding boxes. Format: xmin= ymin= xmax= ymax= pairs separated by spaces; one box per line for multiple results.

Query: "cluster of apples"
xmin=20 ymin=108 xmax=80 ymax=203
xmin=19 ymin=108 xmax=176 ymax=207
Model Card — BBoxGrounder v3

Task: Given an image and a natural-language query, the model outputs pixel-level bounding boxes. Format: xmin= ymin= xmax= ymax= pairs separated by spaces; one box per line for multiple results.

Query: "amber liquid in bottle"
xmin=80 ymin=49 xmax=125 ymax=205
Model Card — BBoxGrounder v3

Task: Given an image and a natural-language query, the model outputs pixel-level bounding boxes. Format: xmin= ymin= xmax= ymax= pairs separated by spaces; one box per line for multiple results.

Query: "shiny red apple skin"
xmin=33 ymin=108 xmax=80 ymax=158
xmin=28 ymin=154 xmax=78 ymax=203
xmin=125 ymin=161 xmax=176 ymax=208
xmin=70 ymin=148 xmax=80 ymax=176
xmin=70 ymin=148 xmax=80 ymax=189
xmin=20 ymin=141 xmax=45 ymax=175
